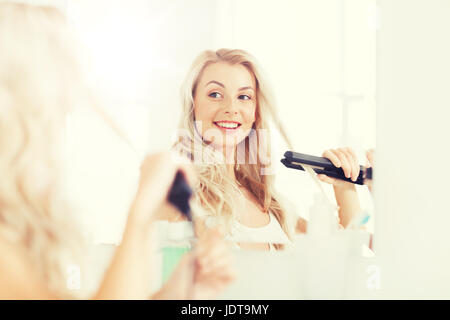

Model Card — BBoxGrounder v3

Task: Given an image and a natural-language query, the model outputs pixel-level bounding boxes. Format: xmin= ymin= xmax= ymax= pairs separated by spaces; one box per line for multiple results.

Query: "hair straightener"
xmin=281 ymin=151 xmax=373 ymax=185
xmin=167 ymin=171 xmax=193 ymax=220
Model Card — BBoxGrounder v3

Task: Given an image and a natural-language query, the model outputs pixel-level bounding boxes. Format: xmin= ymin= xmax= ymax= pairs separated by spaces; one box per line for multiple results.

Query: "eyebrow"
xmin=206 ymin=80 xmax=224 ymax=88
xmin=205 ymin=80 xmax=255 ymax=92
xmin=238 ymin=86 xmax=255 ymax=92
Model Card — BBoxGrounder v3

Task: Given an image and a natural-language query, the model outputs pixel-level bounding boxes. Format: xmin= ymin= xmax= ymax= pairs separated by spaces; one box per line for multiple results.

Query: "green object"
xmin=161 ymin=246 xmax=191 ymax=284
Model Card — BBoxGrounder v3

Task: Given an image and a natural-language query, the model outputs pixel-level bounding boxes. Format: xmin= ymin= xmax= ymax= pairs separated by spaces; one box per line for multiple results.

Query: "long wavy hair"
xmin=0 ymin=2 xmax=89 ymax=297
xmin=175 ymin=49 xmax=296 ymax=249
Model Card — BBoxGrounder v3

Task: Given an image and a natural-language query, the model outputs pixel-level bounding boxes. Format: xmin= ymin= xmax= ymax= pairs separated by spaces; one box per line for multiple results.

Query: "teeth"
xmin=215 ymin=122 xmax=239 ymax=129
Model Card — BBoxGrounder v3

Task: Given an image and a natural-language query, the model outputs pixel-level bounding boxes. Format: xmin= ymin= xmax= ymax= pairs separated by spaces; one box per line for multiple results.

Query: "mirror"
xmin=63 ymin=0 xmax=376 ymax=246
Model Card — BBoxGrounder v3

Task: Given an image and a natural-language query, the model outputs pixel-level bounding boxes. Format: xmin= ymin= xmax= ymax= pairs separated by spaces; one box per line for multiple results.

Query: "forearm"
xmin=295 ymin=216 xmax=308 ymax=234
xmin=93 ymin=208 xmax=156 ymax=300
xmin=333 ymin=184 xmax=362 ymax=228
xmin=150 ymin=281 xmax=184 ymax=300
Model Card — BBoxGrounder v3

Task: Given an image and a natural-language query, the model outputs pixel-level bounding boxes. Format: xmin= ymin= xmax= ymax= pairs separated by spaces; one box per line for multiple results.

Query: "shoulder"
xmin=0 ymin=233 xmax=54 ymax=299
xmin=295 ymin=216 xmax=308 ymax=234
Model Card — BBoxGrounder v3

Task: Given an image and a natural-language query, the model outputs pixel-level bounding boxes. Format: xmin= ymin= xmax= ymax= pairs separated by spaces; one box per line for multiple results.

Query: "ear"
xmin=254 ymin=103 xmax=260 ymax=122
xmin=191 ymin=103 xmax=196 ymax=120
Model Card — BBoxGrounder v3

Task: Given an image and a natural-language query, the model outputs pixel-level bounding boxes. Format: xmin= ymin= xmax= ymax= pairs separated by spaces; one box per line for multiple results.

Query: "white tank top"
xmin=227 ymin=212 xmax=291 ymax=251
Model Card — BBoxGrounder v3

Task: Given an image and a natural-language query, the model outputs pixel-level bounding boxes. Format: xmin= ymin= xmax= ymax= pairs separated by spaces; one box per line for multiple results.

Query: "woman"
xmin=171 ymin=48 xmax=366 ymax=251
xmin=0 ymin=2 xmax=234 ymax=299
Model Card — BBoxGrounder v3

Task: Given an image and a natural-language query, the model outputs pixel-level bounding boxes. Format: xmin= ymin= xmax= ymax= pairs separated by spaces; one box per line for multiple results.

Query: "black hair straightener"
xmin=281 ymin=151 xmax=373 ymax=185
xmin=167 ymin=171 xmax=193 ymax=220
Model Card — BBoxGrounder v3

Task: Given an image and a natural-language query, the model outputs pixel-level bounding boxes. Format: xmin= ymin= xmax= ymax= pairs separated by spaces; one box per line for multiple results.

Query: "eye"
xmin=209 ymin=92 xmax=222 ymax=99
xmin=238 ymin=94 xmax=252 ymax=100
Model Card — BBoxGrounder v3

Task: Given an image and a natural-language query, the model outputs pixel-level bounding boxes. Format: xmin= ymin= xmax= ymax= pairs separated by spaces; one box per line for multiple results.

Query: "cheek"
xmin=194 ymin=97 xmax=216 ymax=123
xmin=241 ymin=105 xmax=257 ymax=126
xmin=193 ymin=98 xmax=218 ymax=138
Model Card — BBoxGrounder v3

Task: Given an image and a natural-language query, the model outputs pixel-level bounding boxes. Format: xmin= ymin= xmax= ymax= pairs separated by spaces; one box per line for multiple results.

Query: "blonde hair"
xmin=176 ymin=49 xmax=295 ymax=249
xmin=0 ymin=2 xmax=87 ymax=297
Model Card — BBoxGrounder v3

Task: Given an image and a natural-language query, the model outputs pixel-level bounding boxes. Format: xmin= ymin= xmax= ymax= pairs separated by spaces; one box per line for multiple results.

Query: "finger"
xmin=343 ymin=147 xmax=360 ymax=182
xmin=322 ymin=149 xmax=342 ymax=168
xmin=134 ymin=152 xmax=187 ymax=216
xmin=366 ymin=149 xmax=374 ymax=168
xmin=346 ymin=147 xmax=360 ymax=181
xmin=345 ymin=147 xmax=358 ymax=160
xmin=145 ymin=152 xmax=196 ymax=191
xmin=196 ymin=243 xmax=230 ymax=271
xmin=195 ymin=254 xmax=233 ymax=281
xmin=333 ymin=149 xmax=351 ymax=179
xmin=197 ymin=262 xmax=235 ymax=281
xmin=196 ymin=261 xmax=236 ymax=285
xmin=366 ymin=180 xmax=373 ymax=193
xmin=179 ymin=163 xmax=198 ymax=188
xmin=338 ymin=148 xmax=357 ymax=181
xmin=195 ymin=230 xmax=232 ymax=276
xmin=337 ymin=148 xmax=354 ymax=179
xmin=197 ymin=253 xmax=233 ymax=277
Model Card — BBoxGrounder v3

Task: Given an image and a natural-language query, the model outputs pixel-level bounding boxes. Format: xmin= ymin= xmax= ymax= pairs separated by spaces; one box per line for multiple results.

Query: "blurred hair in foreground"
xmin=0 ymin=2 xmax=89 ymax=297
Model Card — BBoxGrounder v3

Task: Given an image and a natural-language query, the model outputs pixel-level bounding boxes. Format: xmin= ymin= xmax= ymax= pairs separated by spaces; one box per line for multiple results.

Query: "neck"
xmin=222 ymin=145 xmax=237 ymax=182
xmin=226 ymin=163 xmax=236 ymax=182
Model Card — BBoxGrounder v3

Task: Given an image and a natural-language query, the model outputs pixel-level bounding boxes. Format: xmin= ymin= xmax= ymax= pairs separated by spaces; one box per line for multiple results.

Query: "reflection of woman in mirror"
xmin=0 ymin=3 xmax=234 ymax=299
xmin=171 ymin=48 xmax=367 ymax=251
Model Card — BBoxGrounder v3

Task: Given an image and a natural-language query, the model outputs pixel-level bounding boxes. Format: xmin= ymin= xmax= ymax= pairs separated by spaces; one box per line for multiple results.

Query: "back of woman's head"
xmin=0 ymin=2 xmax=85 ymax=297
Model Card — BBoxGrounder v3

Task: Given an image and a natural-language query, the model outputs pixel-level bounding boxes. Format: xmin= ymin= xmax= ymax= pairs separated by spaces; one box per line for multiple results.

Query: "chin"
xmin=208 ymin=141 xmax=238 ymax=149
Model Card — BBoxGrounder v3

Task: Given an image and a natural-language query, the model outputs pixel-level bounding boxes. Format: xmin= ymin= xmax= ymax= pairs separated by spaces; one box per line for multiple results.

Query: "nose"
xmin=222 ymin=97 xmax=239 ymax=115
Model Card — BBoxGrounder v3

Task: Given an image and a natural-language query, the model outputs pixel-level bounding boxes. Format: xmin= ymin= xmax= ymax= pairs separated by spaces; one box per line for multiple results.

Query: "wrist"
xmin=124 ymin=202 xmax=159 ymax=241
xmin=333 ymin=182 xmax=356 ymax=193
xmin=129 ymin=191 xmax=160 ymax=222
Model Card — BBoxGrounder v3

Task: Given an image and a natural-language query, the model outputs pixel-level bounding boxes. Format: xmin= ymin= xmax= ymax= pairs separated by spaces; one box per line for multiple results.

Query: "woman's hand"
xmin=153 ymin=227 xmax=236 ymax=300
xmin=366 ymin=149 xmax=374 ymax=168
xmin=317 ymin=147 xmax=363 ymax=228
xmin=365 ymin=149 xmax=375 ymax=193
xmin=93 ymin=151 xmax=197 ymax=299
xmin=129 ymin=151 xmax=197 ymax=226
xmin=317 ymin=147 xmax=360 ymax=189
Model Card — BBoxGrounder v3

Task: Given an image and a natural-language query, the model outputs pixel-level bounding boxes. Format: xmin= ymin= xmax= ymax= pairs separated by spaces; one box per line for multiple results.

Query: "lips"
xmin=213 ymin=121 xmax=242 ymax=130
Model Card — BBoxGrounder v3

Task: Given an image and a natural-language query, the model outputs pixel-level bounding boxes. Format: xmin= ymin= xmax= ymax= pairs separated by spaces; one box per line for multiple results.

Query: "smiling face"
xmin=193 ymin=62 xmax=257 ymax=150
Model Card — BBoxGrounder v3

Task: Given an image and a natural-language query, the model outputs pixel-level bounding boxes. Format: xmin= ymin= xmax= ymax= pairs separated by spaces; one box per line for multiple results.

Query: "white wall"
xmin=375 ymin=0 xmax=450 ymax=298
